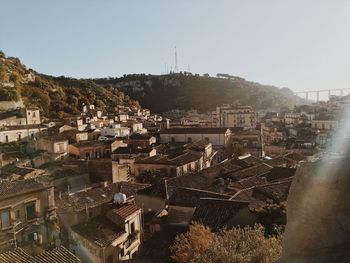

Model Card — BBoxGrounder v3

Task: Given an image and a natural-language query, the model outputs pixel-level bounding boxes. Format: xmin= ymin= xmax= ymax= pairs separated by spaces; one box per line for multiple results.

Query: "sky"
xmin=1 ymin=0 xmax=350 ymax=93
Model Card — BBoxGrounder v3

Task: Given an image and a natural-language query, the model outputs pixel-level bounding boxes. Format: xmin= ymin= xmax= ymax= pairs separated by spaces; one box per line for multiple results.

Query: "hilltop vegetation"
xmin=0 ymin=51 xmax=139 ymax=118
xmin=1 ymin=50 xmax=301 ymax=117
xmin=94 ymin=73 xmax=302 ymax=113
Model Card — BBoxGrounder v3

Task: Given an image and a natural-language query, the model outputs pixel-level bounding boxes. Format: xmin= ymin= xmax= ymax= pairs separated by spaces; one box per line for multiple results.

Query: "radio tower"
xmin=174 ymin=46 xmax=178 ymax=73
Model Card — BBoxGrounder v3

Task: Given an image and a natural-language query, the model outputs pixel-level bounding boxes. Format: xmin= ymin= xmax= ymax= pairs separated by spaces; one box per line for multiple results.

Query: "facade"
xmin=25 ymin=108 xmax=41 ymax=125
xmin=69 ymin=141 xmax=111 ymax=159
xmin=311 ymin=119 xmax=338 ymax=131
xmin=0 ymin=179 xmax=57 ymax=251
xmin=37 ymin=136 xmax=69 ymax=155
xmin=56 ymin=182 xmax=147 ymax=263
xmin=160 ymin=128 xmax=231 ymax=147
xmin=0 ymin=125 xmax=47 ymax=143
xmin=100 ymin=124 xmax=130 ymax=139
xmin=216 ymin=105 xmax=256 ymax=129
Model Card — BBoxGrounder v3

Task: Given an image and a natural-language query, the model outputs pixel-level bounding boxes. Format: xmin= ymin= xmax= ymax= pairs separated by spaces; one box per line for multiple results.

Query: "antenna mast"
xmin=174 ymin=46 xmax=178 ymax=73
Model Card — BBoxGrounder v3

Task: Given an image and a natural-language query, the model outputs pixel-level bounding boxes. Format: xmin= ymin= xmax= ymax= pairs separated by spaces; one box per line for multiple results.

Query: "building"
xmin=215 ymin=105 xmax=256 ymax=129
xmin=0 ymin=124 xmax=47 ymax=143
xmin=0 ymin=179 xmax=57 ymax=251
xmin=0 ymin=107 xmax=40 ymax=127
xmin=37 ymin=136 xmax=69 ymax=155
xmin=160 ymin=128 xmax=231 ymax=147
xmin=100 ymin=124 xmax=130 ymax=140
xmin=68 ymin=141 xmax=111 ymax=159
xmin=56 ymin=182 xmax=148 ymax=263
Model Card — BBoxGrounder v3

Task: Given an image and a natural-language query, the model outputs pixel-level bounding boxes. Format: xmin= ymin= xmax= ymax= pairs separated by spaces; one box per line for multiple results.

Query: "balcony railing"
xmin=125 ymin=233 xmax=138 ymax=249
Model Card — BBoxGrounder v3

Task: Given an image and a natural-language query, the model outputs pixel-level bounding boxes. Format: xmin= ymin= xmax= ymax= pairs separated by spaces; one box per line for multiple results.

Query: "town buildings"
xmin=0 ymin=94 xmax=346 ymax=262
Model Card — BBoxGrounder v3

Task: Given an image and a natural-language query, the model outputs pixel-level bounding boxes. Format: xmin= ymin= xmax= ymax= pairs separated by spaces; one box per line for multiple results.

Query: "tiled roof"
xmin=264 ymin=167 xmax=296 ymax=182
xmin=106 ymin=202 xmax=140 ymax=221
xmin=160 ymin=128 xmax=230 ymax=134
xmin=0 ymin=246 xmax=81 ymax=263
xmin=0 ymin=179 xmax=49 ymax=200
xmin=129 ymin=133 xmax=154 ymax=140
xmin=57 ymin=182 xmax=149 ymax=212
xmin=168 ymin=187 xmax=231 ymax=207
xmin=72 ymin=215 xmax=125 ymax=248
xmin=113 ymin=146 xmax=153 ymax=155
xmin=252 ymin=180 xmax=292 ymax=203
xmin=224 ymin=163 xmax=273 ymax=181
xmin=137 ymin=157 xmax=250 ymax=199
xmin=135 ymin=150 xmax=202 ymax=166
xmin=191 ymin=198 xmax=249 ymax=230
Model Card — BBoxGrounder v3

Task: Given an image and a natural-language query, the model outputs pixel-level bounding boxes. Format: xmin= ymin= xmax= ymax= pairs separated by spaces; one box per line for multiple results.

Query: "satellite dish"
xmin=113 ymin=193 xmax=127 ymax=204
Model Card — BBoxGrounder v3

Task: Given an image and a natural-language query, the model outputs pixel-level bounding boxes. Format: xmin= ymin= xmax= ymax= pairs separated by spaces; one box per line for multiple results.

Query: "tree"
xmin=252 ymin=200 xmax=286 ymax=235
xmin=171 ymin=224 xmax=282 ymax=263
xmin=170 ymin=223 xmax=213 ymax=263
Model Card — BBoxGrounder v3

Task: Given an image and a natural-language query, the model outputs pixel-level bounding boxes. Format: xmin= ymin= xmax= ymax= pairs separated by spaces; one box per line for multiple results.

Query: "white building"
xmin=100 ymin=123 xmax=130 ymax=139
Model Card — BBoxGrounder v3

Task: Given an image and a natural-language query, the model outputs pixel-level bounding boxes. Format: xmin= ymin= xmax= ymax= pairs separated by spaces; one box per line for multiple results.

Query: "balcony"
xmin=125 ymin=232 xmax=139 ymax=249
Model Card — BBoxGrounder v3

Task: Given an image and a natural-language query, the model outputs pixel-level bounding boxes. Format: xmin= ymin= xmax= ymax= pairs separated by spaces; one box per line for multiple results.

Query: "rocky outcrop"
xmin=281 ymin=155 xmax=350 ymax=263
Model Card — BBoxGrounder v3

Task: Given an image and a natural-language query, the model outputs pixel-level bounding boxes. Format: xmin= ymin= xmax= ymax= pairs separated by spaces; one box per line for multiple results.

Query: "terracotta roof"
xmin=224 ymin=163 xmax=273 ymax=181
xmin=264 ymin=167 xmax=296 ymax=182
xmin=191 ymin=198 xmax=249 ymax=230
xmin=106 ymin=202 xmax=140 ymax=221
xmin=137 ymin=157 xmax=250 ymax=199
xmin=252 ymin=180 xmax=292 ymax=203
xmin=0 ymin=246 xmax=81 ymax=263
xmin=0 ymin=179 xmax=49 ymax=200
xmin=129 ymin=133 xmax=154 ymax=140
xmin=160 ymin=128 xmax=230 ymax=134
xmin=168 ymin=187 xmax=231 ymax=207
xmin=57 ymin=182 xmax=149 ymax=212
xmin=72 ymin=215 xmax=125 ymax=248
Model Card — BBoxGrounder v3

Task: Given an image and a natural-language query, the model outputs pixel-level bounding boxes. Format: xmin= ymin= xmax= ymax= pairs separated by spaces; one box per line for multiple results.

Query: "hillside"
xmin=0 ymin=50 xmax=302 ymax=117
xmin=93 ymin=73 xmax=302 ymax=113
xmin=0 ymin=51 xmax=139 ymax=118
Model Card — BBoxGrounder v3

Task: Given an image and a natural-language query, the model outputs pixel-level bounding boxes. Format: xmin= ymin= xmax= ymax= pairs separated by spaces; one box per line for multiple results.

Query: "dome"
xmin=113 ymin=193 xmax=127 ymax=204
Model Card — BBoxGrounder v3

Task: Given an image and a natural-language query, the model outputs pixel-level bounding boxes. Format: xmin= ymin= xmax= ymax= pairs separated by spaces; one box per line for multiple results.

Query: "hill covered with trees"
xmin=0 ymin=51 xmax=139 ymax=118
xmin=93 ymin=73 xmax=303 ymax=113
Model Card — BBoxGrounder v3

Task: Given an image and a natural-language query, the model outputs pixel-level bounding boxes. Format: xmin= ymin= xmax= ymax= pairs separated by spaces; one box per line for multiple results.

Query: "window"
xmin=15 ymin=210 xmax=20 ymax=220
xmin=85 ymin=152 xmax=90 ymax=159
xmin=130 ymin=222 xmax=135 ymax=234
xmin=5 ymin=135 xmax=8 ymax=143
xmin=26 ymin=203 xmax=36 ymax=220
xmin=33 ymin=112 xmax=36 ymax=117
xmin=18 ymin=134 xmax=21 ymax=141
xmin=0 ymin=210 xmax=10 ymax=229
xmin=187 ymin=137 xmax=192 ymax=143
xmin=120 ymin=248 xmax=125 ymax=257
xmin=28 ymin=232 xmax=38 ymax=241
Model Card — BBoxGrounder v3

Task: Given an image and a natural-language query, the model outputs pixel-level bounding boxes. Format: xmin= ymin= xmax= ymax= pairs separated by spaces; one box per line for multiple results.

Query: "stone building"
xmin=0 ymin=179 xmax=57 ymax=251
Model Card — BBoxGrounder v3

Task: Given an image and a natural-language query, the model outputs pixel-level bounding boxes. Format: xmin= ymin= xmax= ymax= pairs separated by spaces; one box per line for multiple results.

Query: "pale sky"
xmin=1 ymin=0 xmax=350 ymax=92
